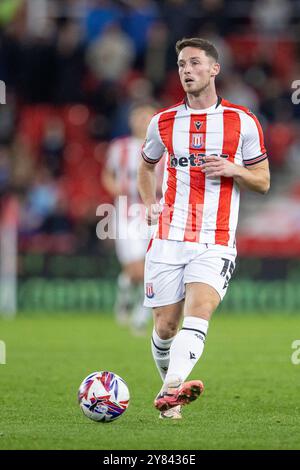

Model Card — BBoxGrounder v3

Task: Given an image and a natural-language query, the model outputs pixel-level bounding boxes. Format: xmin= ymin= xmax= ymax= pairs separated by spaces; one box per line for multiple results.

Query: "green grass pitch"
xmin=0 ymin=312 xmax=299 ymax=450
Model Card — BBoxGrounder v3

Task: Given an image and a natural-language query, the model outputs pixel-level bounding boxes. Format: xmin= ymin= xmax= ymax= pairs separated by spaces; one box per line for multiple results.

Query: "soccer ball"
xmin=78 ymin=371 xmax=130 ymax=423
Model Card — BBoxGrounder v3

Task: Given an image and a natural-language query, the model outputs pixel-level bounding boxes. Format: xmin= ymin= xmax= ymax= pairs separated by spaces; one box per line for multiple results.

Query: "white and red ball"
xmin=78 ymin=371 xmax=130 ymax=423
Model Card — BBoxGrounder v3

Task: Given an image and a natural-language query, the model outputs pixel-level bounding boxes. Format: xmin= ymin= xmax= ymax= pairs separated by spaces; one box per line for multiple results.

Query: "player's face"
xmin=130 ymin=106 xmax=155 ymax=139
xmin=177 ymin=47 xmax=219 ymax=96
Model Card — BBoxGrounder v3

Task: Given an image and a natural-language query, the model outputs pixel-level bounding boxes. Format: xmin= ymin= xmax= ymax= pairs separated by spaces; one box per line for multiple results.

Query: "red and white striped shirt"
xmin=142 ymin=97 xmax=267 ymax=247
xmin=107 ymin=136 xmax=144 ymax=208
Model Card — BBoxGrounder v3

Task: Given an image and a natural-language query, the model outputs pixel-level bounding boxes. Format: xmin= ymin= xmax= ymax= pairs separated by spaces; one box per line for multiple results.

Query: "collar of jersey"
xmin=184 ymin=95 xmax=222 ymax=113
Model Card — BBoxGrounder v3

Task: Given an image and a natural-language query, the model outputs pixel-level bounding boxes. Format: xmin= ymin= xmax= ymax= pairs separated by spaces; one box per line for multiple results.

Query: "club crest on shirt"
xmin=192 ymin=133 xmax=204 ymax=149
xmin=146 ymin=283 xmax=155 ymax=298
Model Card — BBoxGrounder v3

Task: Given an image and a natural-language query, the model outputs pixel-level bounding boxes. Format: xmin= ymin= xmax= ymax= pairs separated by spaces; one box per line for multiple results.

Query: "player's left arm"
xmin=201 ymin=111 xmax=270 ymax=194
xmin=201 ymin=156 xmax=270 ymax=194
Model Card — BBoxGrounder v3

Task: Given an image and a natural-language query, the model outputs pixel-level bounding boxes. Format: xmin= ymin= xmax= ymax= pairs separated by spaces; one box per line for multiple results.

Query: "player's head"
xmin=176 ymin=37 xmax=220 ymax=96
xmin=129 ymin=102 xmax=157 ymax=139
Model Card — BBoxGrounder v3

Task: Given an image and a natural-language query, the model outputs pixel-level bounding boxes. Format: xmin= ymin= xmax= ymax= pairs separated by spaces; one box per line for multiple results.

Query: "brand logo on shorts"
xmin=146 ymin=283 xmax=155 ymax=298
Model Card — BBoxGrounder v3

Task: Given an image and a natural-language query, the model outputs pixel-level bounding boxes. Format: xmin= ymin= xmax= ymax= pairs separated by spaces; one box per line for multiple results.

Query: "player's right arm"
xmin=137 ymin=114 xmax=165 ymax=225
xmin=138 ymin=159 xmax=161 ymax=225
xmin=101 ymin=166 xmax=122 ymax=198
xmin=101 ymin=141 xmax=122 ymax=198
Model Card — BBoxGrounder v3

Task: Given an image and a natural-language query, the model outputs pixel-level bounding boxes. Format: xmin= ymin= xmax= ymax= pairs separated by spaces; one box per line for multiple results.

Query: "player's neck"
xmin=186 ymin=90 xmax=218 ymax=110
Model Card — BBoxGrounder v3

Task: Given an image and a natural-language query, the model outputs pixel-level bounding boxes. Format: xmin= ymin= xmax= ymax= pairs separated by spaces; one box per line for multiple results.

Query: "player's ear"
xmin=211 ymin=62 xmax=220 ymax=78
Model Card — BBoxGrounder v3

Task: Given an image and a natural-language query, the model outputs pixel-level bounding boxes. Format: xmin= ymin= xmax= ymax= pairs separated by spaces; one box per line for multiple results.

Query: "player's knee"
xmin=129 ymin=273 xmax=141 ymax=284
xmin=126 ymin=264 xmax=144 ymax=284
xmin=155 ymin=319 xmax=178 ymax=340
xmin=187 ymin=301 xmax=216 ymax=320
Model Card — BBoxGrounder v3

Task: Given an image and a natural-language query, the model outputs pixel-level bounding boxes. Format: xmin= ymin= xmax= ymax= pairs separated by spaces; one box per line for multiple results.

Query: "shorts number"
xmin=220 ymin=258 xmax=235 ymax=289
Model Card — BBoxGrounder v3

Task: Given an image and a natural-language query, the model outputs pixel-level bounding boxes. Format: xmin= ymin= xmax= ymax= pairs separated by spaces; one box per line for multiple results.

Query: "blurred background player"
xmin=102 ymin=102 xmax=163 ymax=334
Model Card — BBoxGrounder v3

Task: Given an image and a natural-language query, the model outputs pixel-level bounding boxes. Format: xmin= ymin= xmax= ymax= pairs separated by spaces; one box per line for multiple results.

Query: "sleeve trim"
xmin=141 ymin=151 xmax=161 ymax=164
xmin=244 ymin=152 xmax=268 ymax=166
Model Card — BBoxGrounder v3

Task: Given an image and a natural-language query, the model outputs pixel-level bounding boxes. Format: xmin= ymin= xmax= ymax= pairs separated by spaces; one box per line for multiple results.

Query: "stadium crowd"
xmin=0 ymin=0 xmax=300 ymax=256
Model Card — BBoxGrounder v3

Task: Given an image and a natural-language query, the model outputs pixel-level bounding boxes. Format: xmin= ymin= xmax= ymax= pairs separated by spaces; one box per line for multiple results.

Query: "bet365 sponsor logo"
xmin=0 ymin=340 xmax=6 ymax=364
xmin=291 ymin=340 xmax=300 ymax=365
xmin=170 ymin=153 xmax=229 ymax=168
xmin=0 ymin=80 xmax=6 ymax=104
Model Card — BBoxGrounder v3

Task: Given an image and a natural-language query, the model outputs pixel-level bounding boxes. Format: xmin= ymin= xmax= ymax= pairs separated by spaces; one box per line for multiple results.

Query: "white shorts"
xmin=115 ymin=237 xmax=149 ymax=265
xmin=115 ymin=215 xmax=154 ymax=265
xmin=144 ymin=239 xmax=237 ymax=307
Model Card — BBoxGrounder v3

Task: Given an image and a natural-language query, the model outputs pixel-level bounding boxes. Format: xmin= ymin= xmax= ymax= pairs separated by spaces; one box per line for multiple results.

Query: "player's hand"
xmin=201 ymin=155 xmax=238 ymax=178
xmin=145 ymin=203 xmax=161 ymax=226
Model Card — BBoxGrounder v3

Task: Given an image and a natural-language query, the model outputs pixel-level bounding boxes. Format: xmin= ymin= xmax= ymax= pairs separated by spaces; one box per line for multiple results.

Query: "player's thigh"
xmin=124 ymin=260 xmax=145 ymax=283
xmin=184 ymin=282 xmax=220 ymax=320
xmin=184 ymin=244 xmax=236 ymax=319
xmin=144 ymin=259 xmax=185 ymax=309
xmin=144 ymin=239 xmax=186 ymax=336
xmin=153 ymin=300 xmax=184 ymax=339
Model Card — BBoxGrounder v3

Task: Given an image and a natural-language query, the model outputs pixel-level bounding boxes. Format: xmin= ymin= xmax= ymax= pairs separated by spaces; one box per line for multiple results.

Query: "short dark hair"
xmin=175 ymin=37 xmax=219 ymax=62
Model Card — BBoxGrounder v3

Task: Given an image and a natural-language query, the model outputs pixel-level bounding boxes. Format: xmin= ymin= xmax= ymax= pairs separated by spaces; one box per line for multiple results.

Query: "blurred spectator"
xmin=265 ymin=121 xmax=295 ymax=169
xmin=196 ymin=23 xmax=233 ymax=74
xmin=190 ymin=0 xmax=230 ymax=37
xmin=110 ymin=76 xmax=154 ymax=138
xmin=161 ymin=0 xmax=193 ymax=43
xmin=260 ymin=78 xmax=284 ymax=122
xmin=40 ymin=192 xmax=73 ymax=235
xmin=18 ymin=30 xmax=57 ymax=103
xmin=83 ymin=0 xmax=122 ymax=44
xmin=20 ymin=168 xmax=60 ymax=233
xmin=85 ymin=23 xmax=135 ymax=82
xmin=286 ymin=124 xmax=300 ymax=177
xmin=0 ymin=145 xmax=11 ymax=197
xmin=54 ymin=20 xmax=86 ymax=103
xmin=221 ymin=72 xmax=259 ymax=112
xmin=251 ymin=0 xmax=292 ymax=33
xmin=122 ymin=0 xmax=160 ymax=68
xmin=11 ymin=134 xmax=34 ymax=193
xmin=145 ymin=21 xmax=168 ymax=92
xmin=40 ymin=116 xmax=66 ymax=177
xmin=243 ymin=51 xmax=273 ymax=95
xmin=161 ymin=0 xmax=195 ymax=70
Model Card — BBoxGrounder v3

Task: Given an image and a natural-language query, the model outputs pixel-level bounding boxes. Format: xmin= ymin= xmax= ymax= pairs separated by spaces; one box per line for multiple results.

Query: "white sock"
xmin=131 ymin=284 xmax=151 ymax=330
xmin=151 ymin=329 xmax=176 ymax=381
xmin=165 ymin=316 xmax=209 ymax=385
xmin=131 ymin=304 xmax=151 ymax=329
xmin=115 ymin=273 xmax=132 ymax=312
